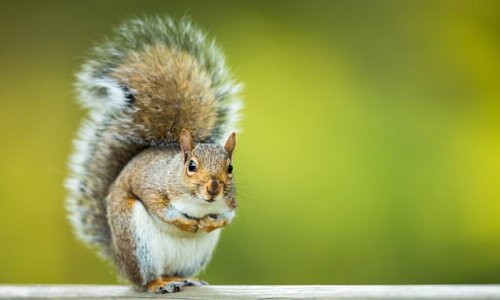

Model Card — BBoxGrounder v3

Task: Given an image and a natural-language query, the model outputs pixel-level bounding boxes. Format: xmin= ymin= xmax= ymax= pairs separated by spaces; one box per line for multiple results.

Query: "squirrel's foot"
xmin=147 ymin=277 xmax=207 ymax=294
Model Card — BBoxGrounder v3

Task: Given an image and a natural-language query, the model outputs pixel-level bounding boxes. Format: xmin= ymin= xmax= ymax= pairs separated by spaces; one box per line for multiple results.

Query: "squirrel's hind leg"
xmin=107 ymin=186 xmax=158 ymax=289
xmin=147 ymin=277 xmax=207 ymax=294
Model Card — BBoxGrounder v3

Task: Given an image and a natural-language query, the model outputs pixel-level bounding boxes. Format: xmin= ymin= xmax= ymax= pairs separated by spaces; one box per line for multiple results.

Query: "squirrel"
xmin=65 ymin=16 xmax=242 ymax=293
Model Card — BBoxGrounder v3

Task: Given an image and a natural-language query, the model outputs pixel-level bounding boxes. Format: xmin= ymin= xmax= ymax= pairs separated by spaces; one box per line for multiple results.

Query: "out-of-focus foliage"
xmin=0 ymin=0 xmax=499 ymax=284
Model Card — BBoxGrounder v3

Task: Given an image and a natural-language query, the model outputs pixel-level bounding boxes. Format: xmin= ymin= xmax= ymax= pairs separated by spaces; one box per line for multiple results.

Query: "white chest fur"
xmin=131 ymin=202 xmax=221 ymax=284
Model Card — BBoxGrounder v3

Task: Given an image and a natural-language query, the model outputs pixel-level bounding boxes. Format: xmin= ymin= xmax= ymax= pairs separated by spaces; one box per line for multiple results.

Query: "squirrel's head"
xmin=178 ymin=129 xmax=237 ymax=206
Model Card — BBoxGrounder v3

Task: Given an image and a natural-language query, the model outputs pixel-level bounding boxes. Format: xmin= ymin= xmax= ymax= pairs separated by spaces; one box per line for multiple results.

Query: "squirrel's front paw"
xmin=198 ymin=214 xmax=228 ymax=233
xmin=173 ymin=217 xmax=199 ymax=233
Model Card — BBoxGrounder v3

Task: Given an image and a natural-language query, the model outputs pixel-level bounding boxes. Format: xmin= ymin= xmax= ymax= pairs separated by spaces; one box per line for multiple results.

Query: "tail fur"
xmin=65 ymin=16 xmax=242 ymax=256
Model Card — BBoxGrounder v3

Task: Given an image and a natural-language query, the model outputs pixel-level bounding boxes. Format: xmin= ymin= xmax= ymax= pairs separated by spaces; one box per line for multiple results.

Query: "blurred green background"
xmin=1 ymin=0 xmax=499 ymax=285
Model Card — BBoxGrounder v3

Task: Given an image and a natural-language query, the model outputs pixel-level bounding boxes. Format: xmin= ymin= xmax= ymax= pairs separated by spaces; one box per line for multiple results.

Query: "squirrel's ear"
xmin=179 ymin=129 xmax=194 ymax=162
xmin=224 ymin=132 xmax=236 ymax=158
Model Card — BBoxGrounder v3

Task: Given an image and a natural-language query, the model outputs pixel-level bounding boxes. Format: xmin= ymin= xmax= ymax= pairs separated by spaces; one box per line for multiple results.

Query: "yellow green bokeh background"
xmin=1 ymin=0 xmax=499 ymax=284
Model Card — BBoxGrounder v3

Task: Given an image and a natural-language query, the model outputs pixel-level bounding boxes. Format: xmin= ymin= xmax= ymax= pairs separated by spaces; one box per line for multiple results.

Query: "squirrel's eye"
xmin=188 ymin=160 xmax=197 ymax=172
xmin=228 ymin=164 xmax=233 ymax=174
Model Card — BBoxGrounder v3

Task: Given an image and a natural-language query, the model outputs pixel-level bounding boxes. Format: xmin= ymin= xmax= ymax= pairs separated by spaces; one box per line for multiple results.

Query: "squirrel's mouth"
xmin=195 ymin=185 xmax=224 ymax=203
xmin=199 ymin=192 xmax=223 ymax=203
xmin=201 ymin=180 xmax=224 ymax=201
xmin=192 ymin=189 xmax=231 ymax=207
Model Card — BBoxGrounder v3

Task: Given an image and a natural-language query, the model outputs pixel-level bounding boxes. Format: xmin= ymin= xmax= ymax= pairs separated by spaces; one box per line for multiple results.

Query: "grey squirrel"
xmin=65 ymin=16 xmax=242 ymax=293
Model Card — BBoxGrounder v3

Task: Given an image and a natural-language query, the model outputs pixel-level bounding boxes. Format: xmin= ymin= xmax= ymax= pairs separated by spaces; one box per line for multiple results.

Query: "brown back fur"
xmin=113 ymin=45 xmax=218 ymax=143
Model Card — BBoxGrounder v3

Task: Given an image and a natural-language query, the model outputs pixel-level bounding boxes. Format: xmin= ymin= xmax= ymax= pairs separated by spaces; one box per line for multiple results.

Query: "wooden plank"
xmin=1 ymin=285 xmax=500 ymax=299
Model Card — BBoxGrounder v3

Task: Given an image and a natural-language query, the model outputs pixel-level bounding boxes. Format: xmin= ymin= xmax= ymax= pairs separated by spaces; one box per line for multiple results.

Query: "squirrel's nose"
xmin=206 ymin=179 xmax=220 ymax=196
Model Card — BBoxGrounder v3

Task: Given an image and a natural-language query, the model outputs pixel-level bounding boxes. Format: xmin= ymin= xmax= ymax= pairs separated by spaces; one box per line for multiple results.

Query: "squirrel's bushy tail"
xmin=65 ymin=16 xmax=242 ymax=256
